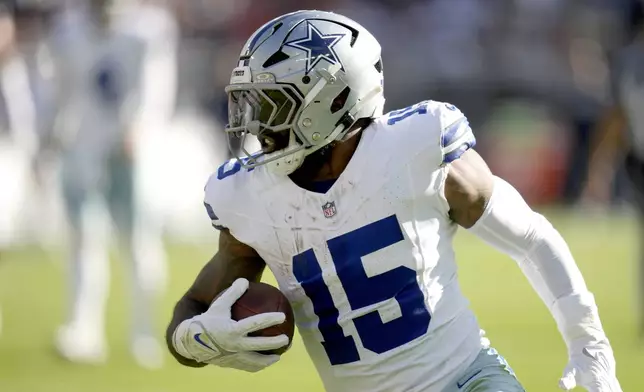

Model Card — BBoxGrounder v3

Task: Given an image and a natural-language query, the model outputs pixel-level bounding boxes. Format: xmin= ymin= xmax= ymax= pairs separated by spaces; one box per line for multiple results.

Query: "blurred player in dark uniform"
xmin=586 ymin=0 xmax=644 ymax=337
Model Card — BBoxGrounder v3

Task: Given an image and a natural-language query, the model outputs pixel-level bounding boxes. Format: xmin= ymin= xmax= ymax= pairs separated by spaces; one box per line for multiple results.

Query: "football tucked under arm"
xmin=166 ymin=229 xmax=266 ymax=367
xmin=443 ymin=149 xmax=609 ymax=352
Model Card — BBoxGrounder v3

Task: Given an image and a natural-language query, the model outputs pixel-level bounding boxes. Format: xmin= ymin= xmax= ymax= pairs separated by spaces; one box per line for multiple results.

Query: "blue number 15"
xmin=292 ymin=215 xmax=431 ymax=365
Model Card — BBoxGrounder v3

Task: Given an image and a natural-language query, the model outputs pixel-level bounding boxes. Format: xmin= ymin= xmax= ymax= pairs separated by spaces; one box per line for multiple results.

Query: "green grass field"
xmin=0 ymin=211 xmax=642 ymax=392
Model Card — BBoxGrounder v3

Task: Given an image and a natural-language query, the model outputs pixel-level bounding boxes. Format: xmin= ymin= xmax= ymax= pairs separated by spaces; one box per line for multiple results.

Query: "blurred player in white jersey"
xmin=167 ymin=10 xmax=621 ymax=392
xmin=51 ymin=0 xmax=167 ymax=368
xmin=0 ymin=0 xmax=58 ymax=337
xmin=112 ymin=0 xmax=177 ymax=296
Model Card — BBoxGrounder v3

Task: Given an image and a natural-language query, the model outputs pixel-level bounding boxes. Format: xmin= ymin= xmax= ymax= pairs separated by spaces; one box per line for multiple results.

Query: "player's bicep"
xmin=186 ymin=229 xmax=265 ymax=306
xmin=444 ymin=149 xmax=494 ymax=228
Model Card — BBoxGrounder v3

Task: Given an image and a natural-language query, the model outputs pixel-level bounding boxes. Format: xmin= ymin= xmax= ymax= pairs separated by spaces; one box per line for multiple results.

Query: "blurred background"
xmin=0 ymin=0 xmax=643 ymax=391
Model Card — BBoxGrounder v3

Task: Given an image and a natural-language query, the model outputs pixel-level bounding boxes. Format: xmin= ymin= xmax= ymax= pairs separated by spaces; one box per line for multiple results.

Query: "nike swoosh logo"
xmin=582 ymin=346 xmax=612 ymax=372
xmin=193 ymin=333 xmax=216 ymax=352
xmin=457 ymin=370 xmax=483 ymax=389
xmin=582 ymin=347 xmax=598 ymax=360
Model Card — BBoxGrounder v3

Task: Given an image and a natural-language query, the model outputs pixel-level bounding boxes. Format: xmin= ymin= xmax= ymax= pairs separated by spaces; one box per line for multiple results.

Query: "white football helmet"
xmin=225 ymin=10 xmax=385 ymax=175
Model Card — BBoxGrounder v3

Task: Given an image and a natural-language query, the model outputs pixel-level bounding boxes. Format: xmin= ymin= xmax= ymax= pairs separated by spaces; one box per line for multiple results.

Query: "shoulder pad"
xmin=203 ymin=158 xmax=255 ymax=231
xmin=437 ymin=103 xmax=476 ymax=163
xmin=203 ymin=173 xmax=227 ymax=230
xmin=382 ymin=101 xmax=476 ymax=164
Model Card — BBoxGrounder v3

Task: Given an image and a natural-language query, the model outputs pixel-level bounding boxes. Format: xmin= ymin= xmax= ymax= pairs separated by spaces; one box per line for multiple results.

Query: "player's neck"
xmin=289 ymin=131 xmax=362 ymax=185
xmin=319 ymin=133 xmax=362 ymax=180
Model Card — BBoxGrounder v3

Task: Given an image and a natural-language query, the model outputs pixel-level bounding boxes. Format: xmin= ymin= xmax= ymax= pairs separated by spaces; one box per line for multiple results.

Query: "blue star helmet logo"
xmin=284 ymin=22 xmax=345 ymax=75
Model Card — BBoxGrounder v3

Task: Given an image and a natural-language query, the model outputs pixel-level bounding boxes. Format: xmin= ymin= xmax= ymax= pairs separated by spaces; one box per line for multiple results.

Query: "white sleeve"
xmin=437 ymin=102 xmax=477 ymax=164
xmin=203 ymin=174 xmax=228 ymax=231
xmin=126 ymin=6 xmax=179 ymax=129
xmin=467 ymin=177 xmax=607 ymax=348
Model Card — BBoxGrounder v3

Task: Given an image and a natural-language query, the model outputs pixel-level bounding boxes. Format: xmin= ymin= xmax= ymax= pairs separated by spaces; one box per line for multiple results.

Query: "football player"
xmin=167 ymin=10 xmax=622 ymax=392
xmin=52 ymin=0 xmax=165 ymax=368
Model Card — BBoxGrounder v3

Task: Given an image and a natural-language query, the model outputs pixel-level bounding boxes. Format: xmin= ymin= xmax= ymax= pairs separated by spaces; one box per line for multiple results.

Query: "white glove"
xmin=172 ymin=278 xmax=290 ymax=372
xmin=559 ymin=339 xmax=622 ymax=392
xmin=552 ymin=293 xmax=622 ymax=392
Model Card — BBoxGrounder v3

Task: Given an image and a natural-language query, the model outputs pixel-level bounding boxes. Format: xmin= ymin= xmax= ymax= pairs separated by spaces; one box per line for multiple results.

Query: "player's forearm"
xmin=166 ymin=295 xmax=210 ymax=367
xmin=166 ymin=236 xmax=266 ymax=367
xmin=468 ymin=177 xmax=607 ymax=346
xmin=468 ymin=178 xmax=586 ymax=299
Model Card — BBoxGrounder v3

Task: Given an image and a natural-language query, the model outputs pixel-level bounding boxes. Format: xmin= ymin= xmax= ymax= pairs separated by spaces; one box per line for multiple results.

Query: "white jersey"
xmin=50 ymin=10 xmax=145 ymax=157
xmin=204 ymin=101 xmax=485 ymax=392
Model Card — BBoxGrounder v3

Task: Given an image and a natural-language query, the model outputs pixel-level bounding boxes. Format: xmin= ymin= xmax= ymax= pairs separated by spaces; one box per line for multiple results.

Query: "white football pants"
xmin=60 ymin=147 xmax=166 ymax=346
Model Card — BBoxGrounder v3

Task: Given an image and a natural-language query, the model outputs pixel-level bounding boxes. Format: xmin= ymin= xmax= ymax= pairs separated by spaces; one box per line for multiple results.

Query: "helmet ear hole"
xmin=374 ymin=58 xmax=383 ymax=73
xmin=330 ymin=87 xmax=351 ymax=114
xmin=263 ymin=50 xmax=290 ymax=68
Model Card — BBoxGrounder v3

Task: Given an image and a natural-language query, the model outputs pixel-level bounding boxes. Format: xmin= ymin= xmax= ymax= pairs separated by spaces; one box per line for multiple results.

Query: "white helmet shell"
xmin=225 ymin=10 xmax=385 ymax=175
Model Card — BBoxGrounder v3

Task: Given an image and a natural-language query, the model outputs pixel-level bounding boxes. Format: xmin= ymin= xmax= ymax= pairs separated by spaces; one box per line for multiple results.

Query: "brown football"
xmin=231 ymin=282 xmax=295 ymax=355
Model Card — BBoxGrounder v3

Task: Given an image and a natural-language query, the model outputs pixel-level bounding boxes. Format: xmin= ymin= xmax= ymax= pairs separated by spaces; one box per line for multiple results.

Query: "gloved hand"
xmin=559 ymin=339 xmax=622 ymax=391
xmin=172 ymin=278 xmax=290 ymax=372
xmin=550 ymin=292 xmax=622 ymax=392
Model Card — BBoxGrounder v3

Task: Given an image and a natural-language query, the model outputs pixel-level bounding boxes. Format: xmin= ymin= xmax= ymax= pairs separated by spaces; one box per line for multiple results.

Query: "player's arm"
xmin=444 ymin=149 xmax=622 ymax=391
xmin=166 ymin=228 xmax=264 ymax=367
xmin=166 ymin=229 xmax=289 ymax=372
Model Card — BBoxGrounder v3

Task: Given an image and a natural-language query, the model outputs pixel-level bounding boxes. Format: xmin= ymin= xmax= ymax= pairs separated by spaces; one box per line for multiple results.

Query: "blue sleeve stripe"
xmin=204 ymin=202 xmax=218 ymax=221
xmin=444 ymin=137 xmax=477 ymax=163
xmin=441 ymin=117 xmax=470 ymax=148
xmin=204 ymin=201 xmax=227 ymax=230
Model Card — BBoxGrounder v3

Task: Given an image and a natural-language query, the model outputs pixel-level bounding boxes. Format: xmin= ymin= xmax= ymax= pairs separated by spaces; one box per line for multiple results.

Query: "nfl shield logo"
xmin=322 ymin=201 xmax=337 ymax=218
